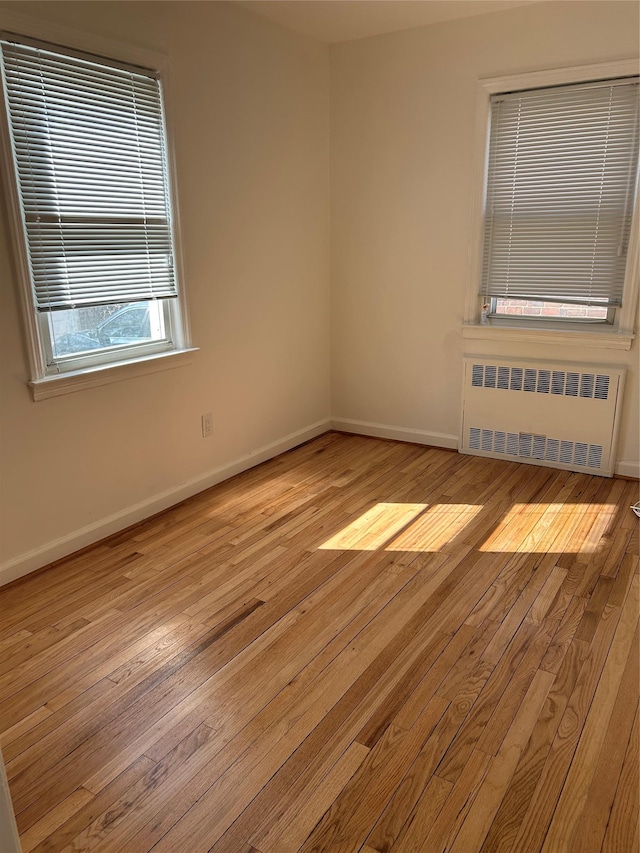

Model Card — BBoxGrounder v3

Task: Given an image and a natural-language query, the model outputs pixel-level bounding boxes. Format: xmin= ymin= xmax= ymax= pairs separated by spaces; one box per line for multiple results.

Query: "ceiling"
xmin=238 ymin=1 xmax=542 ymax=44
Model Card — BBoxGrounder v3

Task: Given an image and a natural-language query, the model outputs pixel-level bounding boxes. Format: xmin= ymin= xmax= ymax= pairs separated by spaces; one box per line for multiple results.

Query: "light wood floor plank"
xmin=250 ymin=742 xmax=369 ymax=853
xmin=448 ymin=668 xmax=555 ymax=853
xmin=601 ymin=703 xmax=639 ymax=853
xmin=479 ymin=633 xmax=591 ymax=853
xmin=511 ymin=594 xmax=627 ymax=853
xmin=540 ymin=577 xmax=639 ymax=853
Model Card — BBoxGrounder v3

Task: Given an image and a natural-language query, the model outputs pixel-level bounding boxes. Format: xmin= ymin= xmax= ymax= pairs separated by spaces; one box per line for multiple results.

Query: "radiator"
xmin=460 ymin=357 xmax=626 ymax=477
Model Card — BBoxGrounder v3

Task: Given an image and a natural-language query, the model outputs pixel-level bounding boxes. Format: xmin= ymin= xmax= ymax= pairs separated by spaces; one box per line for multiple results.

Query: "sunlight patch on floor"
xmin=386 ymin=504 xmax=484 ymax=552
xmin=478 ymin=503 xmax=617 ymax=553
xmin=318 ymin=500 xmax=620 ymax=555
xmin=319 ymin=502 xmax=427 ymax=551
xmin=319 ymin=502 xmax=483 ymax=552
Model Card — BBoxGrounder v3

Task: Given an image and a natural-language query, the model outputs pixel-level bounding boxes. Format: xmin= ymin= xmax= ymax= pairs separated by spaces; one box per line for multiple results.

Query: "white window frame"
xmin=463 ymin=59 xmax=639 ymax=352
xmin=0 ymin=13 xmax=196 ymax=400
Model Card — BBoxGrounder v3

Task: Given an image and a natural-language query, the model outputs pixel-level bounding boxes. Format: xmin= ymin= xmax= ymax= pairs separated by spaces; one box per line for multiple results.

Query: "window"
xmin=0 ymin=33 xmax=191 ymax=394
xmin=478 ymin=75 xmax=639 ymax=329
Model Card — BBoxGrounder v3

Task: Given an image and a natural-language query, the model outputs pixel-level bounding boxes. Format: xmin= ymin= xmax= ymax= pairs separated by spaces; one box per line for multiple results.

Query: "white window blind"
xmin=0 ymin=36 xmax=178 ymax=311
xmin=481 ymin=77 xmax=639 ymax=307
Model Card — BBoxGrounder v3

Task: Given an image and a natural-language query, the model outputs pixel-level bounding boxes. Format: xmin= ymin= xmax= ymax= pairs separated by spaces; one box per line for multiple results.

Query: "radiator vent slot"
xmin=560 ymin=441 xmax=573 ymax=465
xmin=546 ymin=439 xmax=559 ymax=462
xmin=580 ymin=374 xmax=594 ymax=399
xmin=507 ymin=432 xmax=519 ymax=456
xmin=468 ymin=427 xmax=605 ymax=470
xmin=588 ymin=445 xmax=603 ymax=468
xmin=471 ymin=363 xmax=610 ymax=401
xmin=524 ymin=369 xmax=537 ymax=393
xmin=519 ymin=432 xmax=533 ymax=456
xmin=537 ymin=370 xmax=550 ymax=394
xmin=566 ymin=373 xmax=579 ymax=397
xmin=471 ymin=364 xmax=483 ymax=387
xmin=595 ymin=375 xmax=610 ymax=400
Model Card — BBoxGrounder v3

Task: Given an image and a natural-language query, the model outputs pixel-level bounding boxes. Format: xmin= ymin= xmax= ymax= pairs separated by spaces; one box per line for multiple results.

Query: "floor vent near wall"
xmin=461 ymin=358 xmax=625 ymax=477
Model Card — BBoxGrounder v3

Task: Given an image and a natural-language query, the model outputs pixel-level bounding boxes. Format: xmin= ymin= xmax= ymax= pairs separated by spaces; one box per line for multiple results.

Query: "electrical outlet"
xmin=201 ymin=412 xmax=213 ymax=438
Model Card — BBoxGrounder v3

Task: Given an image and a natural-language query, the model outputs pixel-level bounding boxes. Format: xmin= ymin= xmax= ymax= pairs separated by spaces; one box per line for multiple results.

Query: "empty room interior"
xmin=0 ymin=1 xmax=638 ymax=851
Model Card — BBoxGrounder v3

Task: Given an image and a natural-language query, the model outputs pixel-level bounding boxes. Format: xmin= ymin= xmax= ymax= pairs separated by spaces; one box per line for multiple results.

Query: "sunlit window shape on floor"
xmin=478 ymin=503 xmax=617 ymax=553
xmin=319 ymin=502 xmax=427 ymax=551
xmin=386 ymin=504 xmax=484 ymax=552
xmin=319 ymin=502 xmax=484 ymax=552
xmin=318 ymin=500 xmax=619 ymax=555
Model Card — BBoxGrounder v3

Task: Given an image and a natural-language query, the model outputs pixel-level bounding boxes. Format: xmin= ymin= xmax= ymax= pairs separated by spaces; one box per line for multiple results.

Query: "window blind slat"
xmin=0 ymin=39 xmax=178 ymax=311
xmin=480 ymin=77 xmax=639 ymax=307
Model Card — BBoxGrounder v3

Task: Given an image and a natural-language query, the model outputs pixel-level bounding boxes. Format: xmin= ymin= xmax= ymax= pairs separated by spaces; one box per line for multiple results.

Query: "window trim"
xmin=0 ymin=10 xmax=195 ymax=399
xmin=28 ymin=347 xmax=197 ymax=401
xmin=463 ymin=59 xmax=639 ymax=350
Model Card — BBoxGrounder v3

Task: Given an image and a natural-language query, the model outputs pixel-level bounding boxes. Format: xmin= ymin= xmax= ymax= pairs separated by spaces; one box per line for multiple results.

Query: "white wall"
xmin=330 ymin=1 xmax=640 ymax=468
xmin=0 ymin=1 xmax=331 ymax=582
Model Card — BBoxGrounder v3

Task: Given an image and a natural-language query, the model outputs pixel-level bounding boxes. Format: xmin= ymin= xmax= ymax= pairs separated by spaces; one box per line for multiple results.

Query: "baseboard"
xmin=615 ymin=460 xmax=640 ymax=480
xmin=331 ymin=418 xmax=459 ymax=450
xmin=0 ymin=419 xmax=331 ymax=587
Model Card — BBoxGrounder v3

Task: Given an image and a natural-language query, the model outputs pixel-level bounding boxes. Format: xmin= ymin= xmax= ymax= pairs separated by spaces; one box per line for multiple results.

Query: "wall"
xmin=330 ymin=1 xmax=640 ymax=468
xmin=0 ymin=1 xmax=331 ymax=582
xmin=1 ymin=0 xmax=638 ymax=585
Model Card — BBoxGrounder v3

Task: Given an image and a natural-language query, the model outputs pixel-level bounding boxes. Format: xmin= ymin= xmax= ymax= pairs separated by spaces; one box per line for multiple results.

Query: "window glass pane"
xmin=49 ymin=300 xmax=166 ymax=358
xmin=494 ymin=299 xmax=609 ymax=320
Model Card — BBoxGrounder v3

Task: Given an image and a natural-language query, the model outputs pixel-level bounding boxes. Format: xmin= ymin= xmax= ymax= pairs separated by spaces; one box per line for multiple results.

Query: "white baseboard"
xmin=331 ymin=418 xmax=458 ymax=450
xmin=0 ymin=419 xmax=331 ymax=587
xmin=615 ymin=460 xmax=640 ymax=479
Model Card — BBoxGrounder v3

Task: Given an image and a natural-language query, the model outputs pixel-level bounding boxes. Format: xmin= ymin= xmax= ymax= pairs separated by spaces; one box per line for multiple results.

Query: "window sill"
xmin=461 ymin=323 xmax=634 ymax=351
xmin=29 ymin=347 xmax=198 ymax=401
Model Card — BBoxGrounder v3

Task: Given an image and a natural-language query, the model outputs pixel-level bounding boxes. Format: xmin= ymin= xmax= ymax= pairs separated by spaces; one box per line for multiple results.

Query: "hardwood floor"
xmin=0 ymin=432 xmax=638 ymax=853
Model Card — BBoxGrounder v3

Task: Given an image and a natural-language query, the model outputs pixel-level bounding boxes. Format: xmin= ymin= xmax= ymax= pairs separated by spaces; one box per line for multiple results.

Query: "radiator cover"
xmin=460 ymin=357 xmax=626 ymax=477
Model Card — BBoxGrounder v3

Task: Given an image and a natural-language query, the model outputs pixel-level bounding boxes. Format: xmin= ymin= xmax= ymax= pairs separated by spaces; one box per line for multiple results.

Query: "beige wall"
xmin=330 ymin=1 xmax=639 ymax=463
xmin=0 ymin=1 xmax=331 ymax=580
